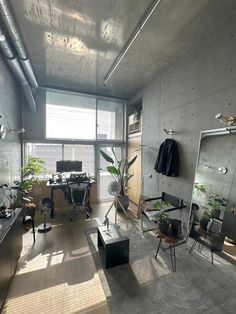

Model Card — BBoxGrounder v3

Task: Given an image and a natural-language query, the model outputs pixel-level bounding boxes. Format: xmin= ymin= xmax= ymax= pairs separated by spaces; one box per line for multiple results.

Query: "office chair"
xmin=67 ymin=181 xmax=90 ymax=221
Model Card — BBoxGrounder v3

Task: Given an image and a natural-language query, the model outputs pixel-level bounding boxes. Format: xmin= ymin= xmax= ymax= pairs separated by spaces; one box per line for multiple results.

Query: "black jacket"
xmin=154 ymin=139 xmax=179 ymax=177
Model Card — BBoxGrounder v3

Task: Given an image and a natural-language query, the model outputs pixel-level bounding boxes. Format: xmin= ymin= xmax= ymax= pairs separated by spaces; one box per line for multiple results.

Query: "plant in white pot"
xmin=100 ymin=148 xmax=138 ymax=210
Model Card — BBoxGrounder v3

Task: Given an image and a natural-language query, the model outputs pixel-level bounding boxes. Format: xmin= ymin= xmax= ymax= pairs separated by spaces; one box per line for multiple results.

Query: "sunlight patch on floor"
xmin=3 ymin=273 xmax=107 ymax=314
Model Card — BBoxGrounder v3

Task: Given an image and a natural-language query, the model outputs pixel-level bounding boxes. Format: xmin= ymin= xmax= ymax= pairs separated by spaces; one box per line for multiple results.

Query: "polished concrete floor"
xmin=2 ymin=203 xmax=236 ymax=313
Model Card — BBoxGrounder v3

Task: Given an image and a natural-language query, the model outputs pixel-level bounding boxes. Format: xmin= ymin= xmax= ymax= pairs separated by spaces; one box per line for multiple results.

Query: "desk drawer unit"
xmin=97 ymin=225 xmax=129 ymax=268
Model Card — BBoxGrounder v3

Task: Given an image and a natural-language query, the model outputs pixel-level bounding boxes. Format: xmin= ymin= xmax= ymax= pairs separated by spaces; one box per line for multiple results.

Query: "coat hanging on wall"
xmin=154 ymin=139 xmax=180 ymax=177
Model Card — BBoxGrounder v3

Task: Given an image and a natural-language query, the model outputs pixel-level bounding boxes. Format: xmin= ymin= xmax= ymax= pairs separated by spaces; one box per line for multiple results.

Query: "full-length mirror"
xmin=189 ymin=126 xmax=236 ymax=258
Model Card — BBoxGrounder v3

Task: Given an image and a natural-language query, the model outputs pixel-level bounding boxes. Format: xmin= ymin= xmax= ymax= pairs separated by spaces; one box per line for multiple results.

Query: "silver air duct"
xmin=0 ymin=24 xmax=37 ymax=112
xmin=0 ymin=0 xmax=38 ymax=89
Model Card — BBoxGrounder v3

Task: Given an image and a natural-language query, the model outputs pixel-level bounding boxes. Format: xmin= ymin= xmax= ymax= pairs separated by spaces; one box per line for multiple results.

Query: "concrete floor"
xmin=2 ymin=202 xmax=236 ymax=314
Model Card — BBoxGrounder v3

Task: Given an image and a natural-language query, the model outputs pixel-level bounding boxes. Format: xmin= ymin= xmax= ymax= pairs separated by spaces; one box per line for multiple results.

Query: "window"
xmin=46 ymin=90 xmax=96 ymax=140
xmin=97 ymin=99 xmax=124 ymax=140
xmin=25 ymin=143 xmax=62 ymax=174
xmin=64 ymin=144 xmax=95 ymax=176
xmin=25 ymin=143 xmax=95 ymax=177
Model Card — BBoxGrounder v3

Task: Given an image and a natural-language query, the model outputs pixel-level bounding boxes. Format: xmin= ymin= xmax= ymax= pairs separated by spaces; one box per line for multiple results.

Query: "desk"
xmin=46 ymin=177 xmax=95 ymax=217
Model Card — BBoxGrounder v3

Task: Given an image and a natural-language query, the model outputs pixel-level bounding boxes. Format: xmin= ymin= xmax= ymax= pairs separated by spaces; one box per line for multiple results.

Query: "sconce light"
xmin=163 ymin=128 xmax=174 ymax=135
xmin=215 ymin=113 xmax=236 ymax=126
xmin=0 ymin=124 xmax=25 ymax=139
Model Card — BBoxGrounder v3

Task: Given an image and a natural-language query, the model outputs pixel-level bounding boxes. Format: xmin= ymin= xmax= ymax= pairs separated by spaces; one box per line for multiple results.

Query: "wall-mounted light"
xmin=215 ymin=113 xmax=236 ymax=126
xmin=163 ymin=128 xmax=174 ymax=135
xmin=0 ymin=124 xmax=25 ymax=139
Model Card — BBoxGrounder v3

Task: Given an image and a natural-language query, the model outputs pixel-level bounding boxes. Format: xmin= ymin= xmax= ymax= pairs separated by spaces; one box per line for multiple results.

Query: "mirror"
xmin=189 ymin=126 xmax=236 ymax=259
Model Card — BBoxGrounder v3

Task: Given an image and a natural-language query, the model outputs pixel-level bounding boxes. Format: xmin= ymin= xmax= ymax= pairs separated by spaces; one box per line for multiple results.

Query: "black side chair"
xmin=155 ymin=218 xmax=186 ymax=272
xmin=22 ymin=203 xmax=36 ymax=243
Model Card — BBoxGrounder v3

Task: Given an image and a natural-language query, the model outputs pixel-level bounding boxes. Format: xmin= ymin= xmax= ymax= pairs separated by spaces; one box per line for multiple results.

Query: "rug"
xmin=85 ymin=220 xmax=236 ymax=314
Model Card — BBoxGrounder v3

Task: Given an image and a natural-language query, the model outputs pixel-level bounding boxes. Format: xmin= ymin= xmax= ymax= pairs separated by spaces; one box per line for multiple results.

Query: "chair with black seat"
xmin=22 ymin=202 xmax=36 ymax=243
xmin=67 ymin=179 xmax=90 ymax=221
xmin=189 ymin=218 xmax=223 ymax=265
xmin=155 ymin=218 xmax=186 ymax=272
xmin=140 ymin=192 xmax=185 ymax=233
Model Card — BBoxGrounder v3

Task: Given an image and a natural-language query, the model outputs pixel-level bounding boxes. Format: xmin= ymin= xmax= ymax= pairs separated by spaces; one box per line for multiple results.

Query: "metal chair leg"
xmin=173 ymin=245 xmax=176 ymax=272
xmin=169 ymin=245 xmax=175 ymax=272
xmin=189 ymin=239 xmax=197 ymax=254
xmin=155 ymin=238 xmax=162 ymax=259
xmin=32 ymin=219 xmax=35 ymax=243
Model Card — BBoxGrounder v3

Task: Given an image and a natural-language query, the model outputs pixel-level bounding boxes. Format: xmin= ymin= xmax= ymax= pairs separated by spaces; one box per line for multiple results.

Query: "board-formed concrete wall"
xmin=138 ymin=15 xmax=236 ymax=222
xmin=0 ymin=56 xmax=21 ymax=207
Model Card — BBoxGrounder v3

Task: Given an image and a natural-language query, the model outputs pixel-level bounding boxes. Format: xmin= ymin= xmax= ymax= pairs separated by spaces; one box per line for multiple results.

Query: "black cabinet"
xmin=97 ymin=224 xmax=129 ymax=268
xmin=0 ymin=208 xmax=23 ymax=310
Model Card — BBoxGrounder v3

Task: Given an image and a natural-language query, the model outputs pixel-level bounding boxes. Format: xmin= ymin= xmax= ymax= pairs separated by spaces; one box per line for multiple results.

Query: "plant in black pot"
xmin=153 ymin=211 xmax=171 ymax=235
xmin=208 ymin=194 xmax=227 ymax=219
xmin=199 ymin=210 xmax=212 ymax=230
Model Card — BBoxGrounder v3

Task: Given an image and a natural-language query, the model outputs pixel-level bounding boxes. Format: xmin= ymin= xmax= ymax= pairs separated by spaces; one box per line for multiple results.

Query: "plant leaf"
xmin=100 ymin=149 xmax=114 ymax=164
xmin=107 ymin=165 xmax=119 ymax=176
xmin=127 ymin=155 xmax=137 ymax=168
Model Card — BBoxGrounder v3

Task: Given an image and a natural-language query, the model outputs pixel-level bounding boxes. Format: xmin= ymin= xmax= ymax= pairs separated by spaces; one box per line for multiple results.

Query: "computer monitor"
xmin=56 ymin=160 xmax=82 ymax=173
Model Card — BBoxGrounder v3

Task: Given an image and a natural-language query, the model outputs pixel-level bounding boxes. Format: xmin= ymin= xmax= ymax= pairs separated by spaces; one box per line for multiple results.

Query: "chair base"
xmin=38 ymin=223 xmax=52 ymax=232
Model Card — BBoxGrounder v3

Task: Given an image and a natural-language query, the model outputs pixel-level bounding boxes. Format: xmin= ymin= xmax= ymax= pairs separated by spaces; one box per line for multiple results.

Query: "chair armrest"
xmin=163 ymin=204 xmax=186 ymax=212
xmin=143 ymin=196 xmax=162 ymax=202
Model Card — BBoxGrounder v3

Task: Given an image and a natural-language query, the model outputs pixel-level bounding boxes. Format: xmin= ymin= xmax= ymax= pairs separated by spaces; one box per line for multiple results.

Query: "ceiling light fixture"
xmin=104 ymin=0 xmax=161 ymax=86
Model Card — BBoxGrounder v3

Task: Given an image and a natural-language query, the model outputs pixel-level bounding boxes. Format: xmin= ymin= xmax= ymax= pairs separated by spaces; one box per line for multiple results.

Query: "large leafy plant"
xmin=17 ymin=156 xmax=45 ymax=193
xmin=100 ymin=148 xmax=138 ymax=196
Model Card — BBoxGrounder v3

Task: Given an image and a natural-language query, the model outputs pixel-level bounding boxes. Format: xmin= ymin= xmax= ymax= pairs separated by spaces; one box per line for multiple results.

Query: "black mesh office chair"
xmin=67 ymin=178 xmax=91 ymax=221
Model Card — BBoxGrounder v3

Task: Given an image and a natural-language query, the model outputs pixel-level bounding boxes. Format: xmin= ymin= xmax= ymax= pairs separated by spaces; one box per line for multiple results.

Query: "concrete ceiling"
xmin=8 ymin=0 xmax=236 ymax=99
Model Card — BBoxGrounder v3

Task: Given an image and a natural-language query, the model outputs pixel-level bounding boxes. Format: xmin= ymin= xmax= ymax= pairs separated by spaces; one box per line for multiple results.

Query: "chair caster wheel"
xmin=86 ymin=214 xmax=90 ymax=219
xmin=70 ymin=217 xmax=75 ymax=221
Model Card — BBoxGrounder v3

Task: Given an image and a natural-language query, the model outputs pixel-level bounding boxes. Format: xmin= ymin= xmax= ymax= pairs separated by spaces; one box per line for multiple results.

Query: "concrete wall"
xmin=137 ymin=15 xmax=236 ymax=224
xmin=0 ymin=56 xmax=22 ymax=207
xmin=22 ymin=88 xmax=46 ymax=140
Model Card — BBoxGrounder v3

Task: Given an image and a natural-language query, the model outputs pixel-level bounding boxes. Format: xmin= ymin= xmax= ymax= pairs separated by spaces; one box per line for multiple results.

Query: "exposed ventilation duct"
xmin=0 ymin=23 xmax=37 ymax=112
xmin=0 ymin=0 xmax=38 ymax=89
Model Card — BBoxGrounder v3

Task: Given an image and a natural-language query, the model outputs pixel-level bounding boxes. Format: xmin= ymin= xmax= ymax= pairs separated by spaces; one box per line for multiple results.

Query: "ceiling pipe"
xmin=104 ymin=0 xmax=161 ymax=85
xmin=0 ymin=23 xmax=37 ymax=112
xmin=0 ymin=0 xmax=38 ymax=89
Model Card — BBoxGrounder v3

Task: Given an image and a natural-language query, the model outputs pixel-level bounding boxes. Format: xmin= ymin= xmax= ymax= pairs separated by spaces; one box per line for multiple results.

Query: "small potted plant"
xmin=152 ymin=199 xmax=171 ymax=210
xmin=208 ymin=194 xmax=227 ymax=219
xmin=153 ymin=211 xmax=171 ymax=235
xmin=199 ymin=210 xmax=212 ymax=230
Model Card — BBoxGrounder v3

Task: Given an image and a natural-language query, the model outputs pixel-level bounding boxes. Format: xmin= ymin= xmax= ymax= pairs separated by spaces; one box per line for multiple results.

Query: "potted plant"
xmin=152 ymin=199 xmax=171 ymax=210
xmin=15 ymin=156 xmax=45 ymax=207
xmin=208 ymin=194 xmax=227 ymax=219
xmin=153 ymin=211 xmax=171 ymax=235
xmin=100 ymin=147 xmax=138 ymax=210
xmin=199 ymin=210 xmax=212 ymax=230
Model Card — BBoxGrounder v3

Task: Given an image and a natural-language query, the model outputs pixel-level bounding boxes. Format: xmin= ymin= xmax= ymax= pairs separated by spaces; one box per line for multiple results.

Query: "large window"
xmin=46 ymin=89 xmax=124 ymax=141
xmin=25 ymin=143 xmax=62 ymax=174
xmin=46 ymin=90 xmax=96 ymax=140
xmin=97 ymin=99 xmax=124 ymax=140
xmin=25 ymin=143 xmax=95 ymax=176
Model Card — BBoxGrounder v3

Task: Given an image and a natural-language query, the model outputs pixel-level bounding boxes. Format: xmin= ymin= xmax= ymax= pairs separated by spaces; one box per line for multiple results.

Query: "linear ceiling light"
xmin=104 ymin=0 xmax=161 ymax=86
